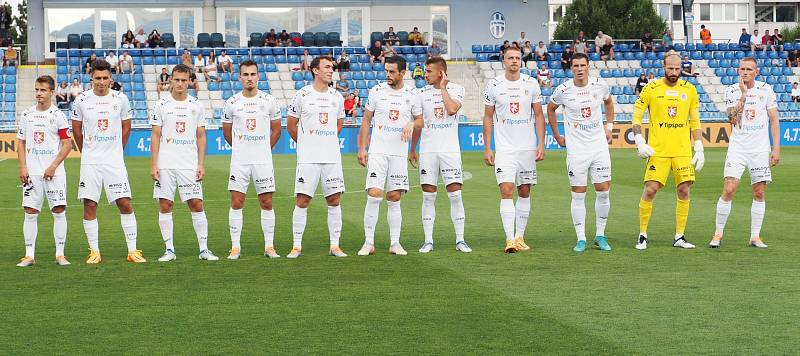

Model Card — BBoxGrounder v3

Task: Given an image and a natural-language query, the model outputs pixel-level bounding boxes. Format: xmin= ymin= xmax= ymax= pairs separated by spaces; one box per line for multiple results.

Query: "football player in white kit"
xmin=222 ymin=60 xmax=282 ymax=260
xmin=409 ymin=56 xmax=471 ymax=253
xmin=72 ymin=59 xmax=145 ymax=264
xmin=150 ymin=64 xmax=219 ymax=262
xmin=15 ymin=76 xmax=73 ymax=267
xmin=356 ymin=55 xmax=424 ymax=256
xmin=483 ymin=46 xmax=546 ymax=253
xmin=710 ymin=57 xmax=781 ymax=249
xmin=546 ymin=53 xmax=614 ymax=252
xmin=286 ymin=55 xmax=348 ymax=258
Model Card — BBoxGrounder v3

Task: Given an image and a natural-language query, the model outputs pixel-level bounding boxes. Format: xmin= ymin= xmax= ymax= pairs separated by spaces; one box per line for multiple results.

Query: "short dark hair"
xmin=239 ymin=59 xmax=258 ymax=71
xmin=172 ymin=64 xmax=192 ymax=76
xmin=385 ymin=55 xmax=407 ymax=71
xmin=35 ymin=75 xmax=56 ymax=90
xmin=91 ymin=59 xmax=112 ymax=74
xmin=310 ymin=55 xmax=335 ymax=78
xmin=425 ymin=56 xmax=447 ymax=73
xmin=571 ymin=52 xmax=589 ymax=65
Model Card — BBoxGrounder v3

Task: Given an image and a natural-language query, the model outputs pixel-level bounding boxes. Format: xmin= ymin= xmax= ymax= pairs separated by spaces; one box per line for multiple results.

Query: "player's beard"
xmin=665 ymin=74 xmax=680 ymax=84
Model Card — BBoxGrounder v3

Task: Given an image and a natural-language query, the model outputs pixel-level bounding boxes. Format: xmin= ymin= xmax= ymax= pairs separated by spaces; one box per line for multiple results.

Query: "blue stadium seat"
xmin=291 ymin=71 xmax=303 ymax=81
xmin=623 ymin=87 xmax=634 ymax=95
xmin=611 ymin=69 xmax=622 ymax=77
xmin=233 ymin=82 xmax=243 ymax=91
xmin=304 ymin=71 xmax=313 ymax=81
xmin=133 ymin=83 xmax=145 ymax=91
xmin=365 ymin=71 xmax=376 ymax=80
xmin=367 ymin=80 xmax=378 ymax=88
xmin=121 ymin=83 xmax=132 ymax=92
xmin=355 ymin=80 xmax=367 ymax=89
xmin=4 ymin=84 xmax=15 ymax=93
xmin=294 ymin=81 xmax=304 ymax=90
xmin=352 ymin=71 xmax=364 ymax=80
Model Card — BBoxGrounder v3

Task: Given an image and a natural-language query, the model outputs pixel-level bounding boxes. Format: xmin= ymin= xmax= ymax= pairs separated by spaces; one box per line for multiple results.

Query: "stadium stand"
xmin=0 ymin=65 xmax=17 ymax=130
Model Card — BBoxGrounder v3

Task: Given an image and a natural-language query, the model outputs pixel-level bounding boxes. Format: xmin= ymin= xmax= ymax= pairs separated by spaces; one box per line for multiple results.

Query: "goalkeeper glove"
xmin=634 ymin=134 xmax=655 ymax=159
xmin=692 ymin=140 xmax=705 ymax=171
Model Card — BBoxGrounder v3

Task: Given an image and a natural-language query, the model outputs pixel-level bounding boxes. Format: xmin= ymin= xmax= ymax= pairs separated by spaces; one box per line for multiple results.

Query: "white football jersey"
xmin=17 ymin=105 xmax=71 ymax=176
xmin=418 ymin=82 xmax=465 ymax=153
xmin=483 ymin=74 xmax=542 ymax=152
xmin=288 ymin=85 xmax=345 ymax=164
xmin=150 ymin=95 xmax=206 ymax=170
xmin=550 ymin=77 xmax=610 ymax=155
xmin=222 ymin=91 xmax=281 ymax=165
xmin=71 ymin=90 xmax=131 ymax=166
xmin=725 ymin=81 xmax=776 ymax=154
xmin=365 ymin=83 xmax=423 ymax=156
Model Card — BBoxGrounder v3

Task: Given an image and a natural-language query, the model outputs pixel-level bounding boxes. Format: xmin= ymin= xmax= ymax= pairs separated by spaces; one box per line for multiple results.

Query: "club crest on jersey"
xmin=246 ymin=118 xmax=257 ymax=131
xmin=97 ymin=118 xmax=109 ymax=131
xmin=509 ymin=102 xmax=520 ymax=114
xmin=175 ymin=121 xmax=186 ymax=134
xmin=744 ymin=109 xmax=756 ymax=121
xmin=434 ymin=107 xmax=445 ymax=120
xmin=668 ymin=106 xmax=677 ymax=118
xmin=389 ymin=110 xmax=400 ymax=121
xmin=319 ymin=112 xmax=329 ymax=124
xmin=580 ymin=107 xmax=592 ymax=118
xmin=33 ymin=131 xmax=45 ymax=144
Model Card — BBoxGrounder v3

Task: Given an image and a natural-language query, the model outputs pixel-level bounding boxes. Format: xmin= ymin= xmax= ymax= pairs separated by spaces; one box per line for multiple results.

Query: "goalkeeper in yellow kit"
xmin=632 ymin=53 xmax=705 ymax=250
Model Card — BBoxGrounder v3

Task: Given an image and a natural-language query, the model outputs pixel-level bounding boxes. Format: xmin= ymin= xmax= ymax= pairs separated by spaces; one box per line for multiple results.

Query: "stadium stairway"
xmin=16 ymin=66 xmax=53 ymax=117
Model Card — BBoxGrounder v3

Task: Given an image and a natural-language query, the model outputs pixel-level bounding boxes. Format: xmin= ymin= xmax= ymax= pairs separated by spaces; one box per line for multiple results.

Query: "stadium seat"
xmin=210 ymin=33 xmax=225 ymax=48
xmin=248 ymin=33 xmax=263 ymax=47
xmin=161 ymin=33 xmax=176 ymax=48
xmin=197 ymin=33 xmax=211 ymax=47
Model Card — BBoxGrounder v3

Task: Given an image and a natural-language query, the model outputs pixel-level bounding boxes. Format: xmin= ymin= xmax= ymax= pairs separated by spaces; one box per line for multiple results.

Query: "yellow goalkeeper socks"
xmin=639 ymin=199 xmax=653 ymax=234
xmin=676 ymin=198 xmax=690 ymax=236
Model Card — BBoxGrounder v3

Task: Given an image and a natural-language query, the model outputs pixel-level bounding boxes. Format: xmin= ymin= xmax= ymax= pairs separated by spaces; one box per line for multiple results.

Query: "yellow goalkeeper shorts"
xmin=643 ymin=156 xmax=695 ymax=186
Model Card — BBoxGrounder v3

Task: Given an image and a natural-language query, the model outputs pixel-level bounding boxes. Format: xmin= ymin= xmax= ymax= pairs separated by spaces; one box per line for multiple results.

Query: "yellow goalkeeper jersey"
xmin=633 ymin=79 xmax=700 ymax=157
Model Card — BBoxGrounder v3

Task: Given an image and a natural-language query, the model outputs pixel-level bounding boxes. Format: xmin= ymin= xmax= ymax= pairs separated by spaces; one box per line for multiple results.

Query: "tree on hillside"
xmin=9 ymin=0 xmax=27 ymax=46
xmin=553 ymin=0 xmax=667 ymax=41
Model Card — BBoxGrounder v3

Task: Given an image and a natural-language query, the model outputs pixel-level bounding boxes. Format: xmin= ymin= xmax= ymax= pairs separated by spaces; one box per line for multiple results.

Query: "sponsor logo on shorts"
xmin=154 ymin=181 xmax=161 ymax=188
xmin=420 ymin=169 xmax=427 ymax=175
xmin=369 ymin=172 xmax=378 ymax=178
xmin=229 ymin=175 xmax=236 ymax=181
xmin=648 ymin=165 xmax=656 ymax=171
xmin=496 ymin=168 xmax=503 ymax=173
xmin=568 ymin=170 xmax=574 ymax=176
xmin=297 ymin=177 xmax=305 ymax=183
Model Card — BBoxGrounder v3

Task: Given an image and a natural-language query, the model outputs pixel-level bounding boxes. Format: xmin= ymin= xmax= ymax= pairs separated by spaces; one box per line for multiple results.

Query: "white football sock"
xmin=595 ymin=190 xmax=610 ymax=237
xmin=363 ymin=196 xmax=382 ymax=245
xmin=751 ymin=200 xmax=765 ymax=239
xmin=229 ymin=208 xmax=243 ymax=249
xmin=500 ymin=199 xmax=515 ymax=241
xmin=327 ymin=205 xmax=342 ymax=248
xmin=83 ymin=219 xmax=99 ymax=251
xmin=52 ymin=211 xmax=67 ymax=256
xmin=448 ymin=191 xmax=466 ymax=243
xmin=421 ymin=192 xmax=437 ymax=244
xmin=570 ymin=192 xmax=587 ymax=241
xmin=387 ymin=200 xmax=402 ymax=245
xmin=158 ymin=212 xmax=175 ymax=251
xmin=261 ymin=209 xmax=276 ymax=249
xmin=191 ymin=211 xmax=209 ymax=252
xmin=292 ymin=206 xmax=307 ymax=249
xmin=120 ymin=213 xmax=138 ymax=252
xmin=715 ymin=198 xmax=732 ymax=236
xmin=23 ymin=213 xmax=38 ymax=258
xmin=515 ymin=197 xmax=531 ymax=238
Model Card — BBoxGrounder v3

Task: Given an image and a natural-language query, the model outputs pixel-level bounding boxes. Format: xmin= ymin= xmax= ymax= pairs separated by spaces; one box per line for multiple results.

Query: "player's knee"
xmin=25 ymin=207 xmax=41 ymax=215
xmin=445 ymin=183 xmax=462 ymax=193
xmin=116 ymin=198 xmax=134 ymax=214
xmin=421 ymin=184 xmax=438 ymax=193
xmin=187 ymin=199 xmax=203 ymax=212
xmin=676 ymin=185 xmax=691 ymax=200
xmin=296 ymin=194 xmax=312 ymax=208
xmin=752 ymin=186 xmax=766 ymax=201
xmin=50 ymin=206 xmax=65 ymax=214
xmin=325 ymin=194 xmax=341 ymax=207
xmin=386 ymin=191 xmax=402 ymax=202
xmin=159 ymin=200 xmax=174 ymax=213
xmin=517 ymin=185 xmax=531 ymax=198
xmin=367 ymin=188 xmax=384 ymax=198
xmin=571 ymin=186 xmax=588 ymax=193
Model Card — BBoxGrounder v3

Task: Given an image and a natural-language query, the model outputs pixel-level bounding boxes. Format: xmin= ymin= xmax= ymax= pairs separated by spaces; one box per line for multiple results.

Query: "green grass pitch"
xmin=0 ymin=148 xmax=798 ymax=354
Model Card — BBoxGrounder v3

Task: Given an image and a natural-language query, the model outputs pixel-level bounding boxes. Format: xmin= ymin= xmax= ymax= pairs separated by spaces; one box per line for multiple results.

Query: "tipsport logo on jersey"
xmin=86 ymin=117 xmax=119 ymax=144
xmin=238 ymin=118 xmax=267 ymax=143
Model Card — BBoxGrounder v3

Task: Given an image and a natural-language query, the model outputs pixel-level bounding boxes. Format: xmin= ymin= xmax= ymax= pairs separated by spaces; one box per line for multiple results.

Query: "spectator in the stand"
xmin=369 ymin=40 xmax=385 ymax=64
xmin=600 ymin=38 xmax=614 ymax=60
xmin=519 ymin=31 xmax=529 ymax=46
xmin=337 ymin=49 xmax=350 ymax=71
xmin=4 ymin=44 xmax=16 ymax=67
xmin=511 ymin=41 xmax=520 ymax=50
xmin=761 ymin=30 xmax=775 ymax=52
xmin=788 ymin=49 xmax=799 ymax=67
xmin=522 ymin=41 xmax=534 ymax=66
xmin=203 ymin=51 xmax=220 ymax=82
xmin=408 ymin=27 xmax=424 ymax=45
xmin=535 ymin=41 xmax=549 ymax=61
xmin=772 ymin=28 xmax=784 ymax=51
xmin=594 ymin=31 xmax=613 ymax=54
xmin=134 ymin=29 xmax=148 ymax=48
xmin=573 ymin=38 xmax=587 ymax=55
xmin=427 ymin=42 xmax=442 ymax=58
xmin=193 ymin=52 xmax=206 ymax=74
xmin=791 ymin=83 xmax=800 ymax=102
xmin=265 ymin=29 xmax=278 ymax=47
xmin=344 ymin=91 xmax=359 ymax=120
xmin=699 ymin=25 xmax=712 ymax=45
xmin=753 ymin=30 xmax=764 ymax=51
xmin=560 ymin=45 xmax=573 ymax=70
xmin=121 ymin=30 xmax=135 ymax=49
xmin=382 ymin=41 xmax=396 ymax=58
xmin=218 ymin=49 xmax=232 ymax=73
xmin=119 ymin=50 xmax=134 ymax=74
xmin=640 ymin=31 xmax=654 ymax=53
xmin=647 ymin=72 xmax=656 ymax=83
xmin=188 ymin=70 xmax=199 ymax=91
xmin=84 ymin=52 xmax=97 ymax=74
xmin=739 ymin=28 xmax=754 ymax=51
xmin=384 ymin=26 xmax=399 ymax=45
xmin=662 ymin=29 xmax=674 ymax=51
xmin=412 ymin=63 xmax=424 ymax=80
xmin=148 ymin=29 xmax=162 ymax=48
xmin=336 ymin=72 xmax=351 ymax=95
xmin=493 ymin=40 xmax=510 ymax=61
xmin=181 ymin=48 xmax=192 ymax=67
xmin=537 ymin=63 xmax=551 ymax=88
xmin=69 ymin=78 xmax=83 ymax=101
xmin=635 ymin=73 xmax=648 ymax=95
xmin=279 ymin=30 xmax=291 ymax=46
xmin=681 ymin=55 xmax=698 ymax=77
xmin=575 ymin=30 xmax=586 ymax=44
xmin=157 ymin=67 xmax=171 ymax=95
xmin=105 ymin=50 xmax=120 ymax=73
xmin=84 ymin=82 xmax=93 ymax=91
xmin=56 ymin=81 xmax=70 ymax=109
xmin=301 ymin=49 xmax=312 ymax=71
